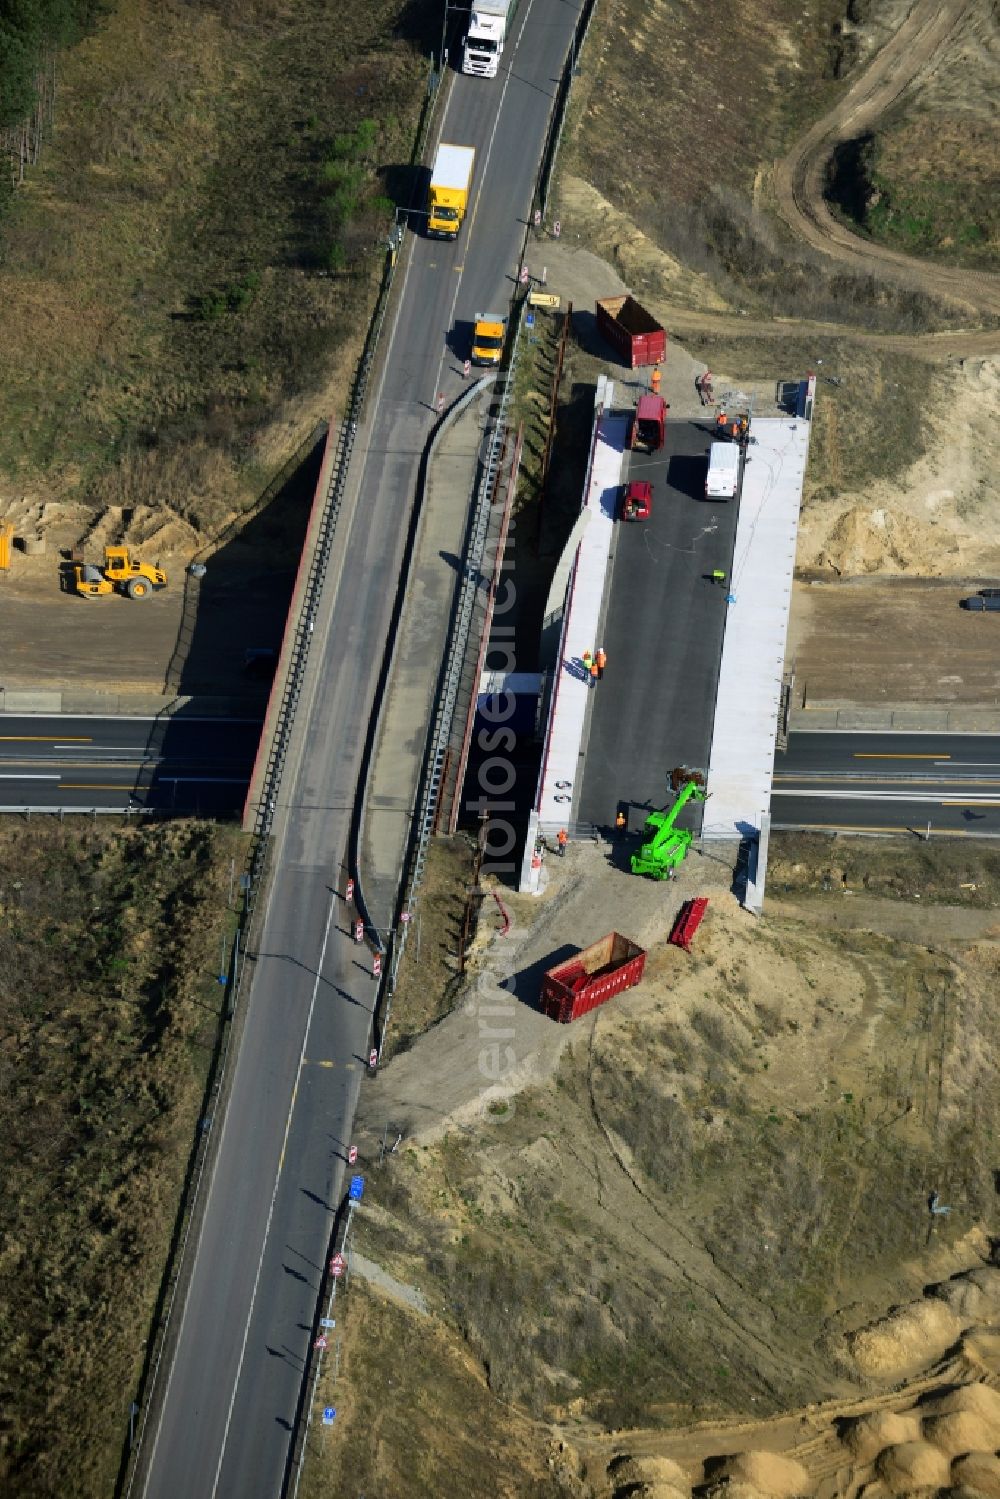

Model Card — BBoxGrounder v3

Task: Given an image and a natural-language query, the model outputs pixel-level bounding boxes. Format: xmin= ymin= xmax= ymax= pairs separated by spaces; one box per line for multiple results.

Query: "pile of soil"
xmin=849 ymin=1299 xmax=964 ymax=1378
xmin=874 ymin=1439 xmax=950 ymax=1493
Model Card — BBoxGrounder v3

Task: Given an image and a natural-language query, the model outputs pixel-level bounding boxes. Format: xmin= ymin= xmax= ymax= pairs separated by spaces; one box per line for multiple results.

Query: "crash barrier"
xmin=380 ymin=300 xmax=529 ymax=1046
xmin=120 ymin=59 xmax=443 ymax=1499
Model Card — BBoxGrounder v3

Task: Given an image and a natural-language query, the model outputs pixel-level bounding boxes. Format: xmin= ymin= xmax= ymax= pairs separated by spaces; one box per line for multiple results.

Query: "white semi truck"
xmin=461 ymin=0 xmax=518 ymax=77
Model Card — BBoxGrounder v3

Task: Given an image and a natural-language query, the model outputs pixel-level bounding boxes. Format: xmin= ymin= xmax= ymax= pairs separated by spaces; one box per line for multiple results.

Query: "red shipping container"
xmin=595 ymin=295 xmax=667 ymax=369
xmin=540 ymin=932 xmax=647 ymax=1023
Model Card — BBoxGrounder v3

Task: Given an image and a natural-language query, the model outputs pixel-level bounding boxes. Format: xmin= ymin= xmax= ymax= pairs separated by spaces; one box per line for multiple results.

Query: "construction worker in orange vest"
xmin=615 ymin=809 xmax=626 ymax=837
xmin=596 ymin=647 xmax=607 ymax=679
xmin=582 ymin=649 xmax=593 ymax=677
xmin=589 ymin=660 xmax=599 ymax=685
xmin=557 ymin=828 xmax=568 ymax=857
xmin=715 ymin=408 xmax=727 ymax=436
xmin=650 ymin=366 xmax=662 ymax=395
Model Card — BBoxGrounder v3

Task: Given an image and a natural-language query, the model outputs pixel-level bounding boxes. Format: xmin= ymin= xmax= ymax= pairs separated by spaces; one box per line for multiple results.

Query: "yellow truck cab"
xmin=472 ymin=313 xmax=506 ymax=367
xmin=428 ymin=143 xmax=475 ymax=239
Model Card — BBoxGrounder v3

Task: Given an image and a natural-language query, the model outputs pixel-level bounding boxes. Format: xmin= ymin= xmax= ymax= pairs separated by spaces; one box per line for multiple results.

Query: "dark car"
xmin=960 ymin=595 xmax=1000 ymax=611
xmin=978 ymin=588 xmax=1000 ymax=598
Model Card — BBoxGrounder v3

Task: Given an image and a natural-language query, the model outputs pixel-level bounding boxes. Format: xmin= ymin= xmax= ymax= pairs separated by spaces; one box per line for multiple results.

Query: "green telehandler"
xmin=630 ymin=780 xmax=707 ymax=879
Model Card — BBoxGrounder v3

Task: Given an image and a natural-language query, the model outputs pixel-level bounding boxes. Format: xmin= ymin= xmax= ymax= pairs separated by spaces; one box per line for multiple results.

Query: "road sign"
xmin=533 ymin=208 xmax=541 ymax=228
xmin=553 ymin=220 xmax=561 ymax=238
xmin=400 ymin=911 xmax=411 ymax=924
xmin=348 ymin=1144 xmax=358 ymax=1165
xmin=372 ymin=953 xmax=382 ymax=979
xmin=320 ymin=1317 xmax=336 ymax=1329
xmin=519 ymin=264 xmax=529 ymax=285
xmin=345 ymin=877 xmax=354 ymax=903
xmin=526 ymin=311 xmax=535 ymax=328
xmin=349 ymin=1174 xmax=365 ymax=1202
xmin=322 ymin=1407 xmax=336 ymax=1426
xmin=354 ymin=919 xmax=364 ymax=943
xmin=436 ymin=392 xmax=445 ymax=413
xmin=463 ymin=359 xmax=471 ymax=378
xmin=369 ymin=1047 xmax=378 ymax=1069
xmin=330 ymin=1252 xmax=346 ymax=1277
xmin=314 ymin=1334 xmax=328 ymax=1350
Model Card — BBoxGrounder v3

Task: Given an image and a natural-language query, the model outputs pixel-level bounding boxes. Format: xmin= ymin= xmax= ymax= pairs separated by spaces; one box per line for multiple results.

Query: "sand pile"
xmin=815 ymin=504 xmax=958 ymax=576
xmin=951 ymin=1452 xmax=1000 ymax=1498
xmin=841 ymin=1409 xmax=922 ymax=1462
xmin=609 ymin=1452 xmax=691 ymax=1499
xmin=848 ymin=1298 xmax=964 ymax=1378
xmin=930 ymin=1267 xmax=1000 ymax=1323
xmin=874 ymin=1439 xmax=950 ymax=1492
xmin=704 ymin=1450 xmax=811 ymax=1498
xmin=920 ymin=1381 xmax=1000 ymax=1423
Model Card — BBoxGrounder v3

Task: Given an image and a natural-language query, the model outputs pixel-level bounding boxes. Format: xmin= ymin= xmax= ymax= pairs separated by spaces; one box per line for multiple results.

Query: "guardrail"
xmin=117 ymin=59 xmax=443 ymax=1499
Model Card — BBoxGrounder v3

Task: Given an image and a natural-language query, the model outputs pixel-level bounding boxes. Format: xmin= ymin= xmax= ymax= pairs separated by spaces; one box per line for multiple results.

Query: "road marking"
xmin=59 ymin=782 xmax=128 ymax=790
xmin=853 ymin=752 xmax=949 ymax=760
xmin=0 ymin=774 xmax=59 ymax=780
xmin=943 ymin=799 xmax=1000 ymax=807
xmin=0 ymin=735 xmax=91 ymax=742
xmin=772 ymin=821 xmax=981 ymax=838
xmin=774 ymin=775 xmax=1000 ymax=786
xmin=308 ymin=1059 xmax=337 ymax=1069
xmin=209 ymin=888 xmax=338 ymax=1498
xmin=775 ymin=788 xmax=1000 ymax=804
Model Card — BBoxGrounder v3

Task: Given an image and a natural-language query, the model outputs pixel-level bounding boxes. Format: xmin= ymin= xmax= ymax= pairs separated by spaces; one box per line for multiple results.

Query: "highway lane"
xmin=139 ymin=9 xmax=581 ymax=1498
xmin=774 ymin=731 xmax=1000 ymax=834
xmin=0 ymin=714 xmax=260 ymax=813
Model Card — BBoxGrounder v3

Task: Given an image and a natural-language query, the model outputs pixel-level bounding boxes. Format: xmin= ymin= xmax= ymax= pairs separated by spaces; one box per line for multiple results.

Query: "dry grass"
xmin=383 ymin=837 xmax=477 ymax=1062
xmin=0 ymin=0 xmax=430 ymax=538
xmin=0 ymin=818 xmax=245 ymax=1496
xmin=348 ymin=838 xmax=1000 ymax=1448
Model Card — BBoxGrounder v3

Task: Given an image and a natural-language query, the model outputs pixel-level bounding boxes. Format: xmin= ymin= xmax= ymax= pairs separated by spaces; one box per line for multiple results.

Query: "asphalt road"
xmin=0 ymin=714 xmax=260 ymax=815
xmin=139 ymin=10 xmax=582 ymax=1499
xmin=775 ymin=731 xmax=1000 ymax=834
xmin=577 ymin=418 xmax=739 ymax=832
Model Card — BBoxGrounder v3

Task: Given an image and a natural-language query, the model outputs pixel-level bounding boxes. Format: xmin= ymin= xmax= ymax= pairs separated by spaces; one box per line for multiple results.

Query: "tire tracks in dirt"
xmin=581 ymin=1020 xmax=811 ymax=1401
xmin=772 ymin=0 xmax=1000 ymax=321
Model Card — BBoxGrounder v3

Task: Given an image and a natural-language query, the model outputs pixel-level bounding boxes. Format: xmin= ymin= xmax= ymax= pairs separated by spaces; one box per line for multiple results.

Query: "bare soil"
xmin=788 ymin=578 xmax=1000 ymax=706
xmin=306 ymin=835 xmax=1000 ymax=1496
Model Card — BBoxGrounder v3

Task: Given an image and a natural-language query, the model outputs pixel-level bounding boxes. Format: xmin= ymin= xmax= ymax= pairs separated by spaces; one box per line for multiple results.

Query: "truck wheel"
xmin=127 ymin=578 xmax=150 ymax=599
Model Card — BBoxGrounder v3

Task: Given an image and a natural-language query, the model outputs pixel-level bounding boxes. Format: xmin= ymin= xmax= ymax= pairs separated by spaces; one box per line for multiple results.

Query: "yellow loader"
xmin=74 ymin=545 xmax=167 ymax=600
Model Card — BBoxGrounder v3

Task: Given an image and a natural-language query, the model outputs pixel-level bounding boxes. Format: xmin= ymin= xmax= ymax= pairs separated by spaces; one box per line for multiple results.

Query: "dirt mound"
xmin=920 ymin=1382 xmax=1000 ymax=1423
xmin=923 ymin=1407 xmax=1000 ymax=1458
xmin=930 ymin=1268 xmax=1000 ymax=1324
xmin=875 ymin=1439 xmax=951 ymax=1492
xmin=707 ymin=1450 xmax=811 ymax=1498
xmin=815 ymin=503 xmax=959 ymax=576
xmin=610 ymin=1452 xmax=691 ymax=1498
xmin=841 ymin=1409 xmax=923 ymax=1462
xmin=849 ymin=1299 xmax=964 ymax=1378
xmin=951 ymin=1452 xmax=1000 ymax=1498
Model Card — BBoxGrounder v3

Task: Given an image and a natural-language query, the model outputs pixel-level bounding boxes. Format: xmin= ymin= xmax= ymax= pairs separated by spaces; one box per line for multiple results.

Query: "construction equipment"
xmin=74 ymin=545 xmax=167 ymax=600
xmin=631 ymin=780 xmax=707 ymax=879
xmin=0 ymin=524 xmax=12 ymax=572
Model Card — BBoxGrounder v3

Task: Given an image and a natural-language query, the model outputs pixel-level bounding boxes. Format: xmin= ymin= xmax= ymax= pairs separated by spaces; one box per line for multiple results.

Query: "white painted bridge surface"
xmin=704 ymin=416 xmax=811 ymax=850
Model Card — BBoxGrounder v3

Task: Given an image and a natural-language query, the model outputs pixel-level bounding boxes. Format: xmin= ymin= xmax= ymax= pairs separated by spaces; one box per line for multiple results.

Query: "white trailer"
xmin=462 ymin=0 xmax=518 ymax=77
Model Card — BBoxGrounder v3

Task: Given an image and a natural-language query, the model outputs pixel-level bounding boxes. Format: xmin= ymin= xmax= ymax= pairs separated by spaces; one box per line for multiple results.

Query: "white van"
xmin=705 ymin=441 xmax=740 ymax=500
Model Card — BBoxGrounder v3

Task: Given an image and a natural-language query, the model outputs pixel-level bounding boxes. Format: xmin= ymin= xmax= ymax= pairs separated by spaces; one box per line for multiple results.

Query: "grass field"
xmin=0 ymin=0 xmax=430 ymax=539
xmin=0 ymin=819 xmax=245 ymax=1496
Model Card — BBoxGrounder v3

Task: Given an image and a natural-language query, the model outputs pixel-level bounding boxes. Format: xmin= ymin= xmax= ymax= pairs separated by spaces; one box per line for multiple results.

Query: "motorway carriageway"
xmin=0 ymin=714 xmax=261 ymax=814
xmin=774 ymin=731 xmax=1000 ymax=835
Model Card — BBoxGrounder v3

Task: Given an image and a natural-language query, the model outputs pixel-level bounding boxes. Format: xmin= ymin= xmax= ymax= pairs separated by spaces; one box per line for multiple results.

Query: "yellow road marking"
xmin=0 ymin=735 xmax=91 ymax=742
xmin=853 ymin=752 xmax=949 ymax=760
xmin=777 ymin=822 xmax=976 ymax=837
xmin=60 ymin=782 xmax=129 ymax=790
xmin=944 ymin=800 xmax=1000 ymax=807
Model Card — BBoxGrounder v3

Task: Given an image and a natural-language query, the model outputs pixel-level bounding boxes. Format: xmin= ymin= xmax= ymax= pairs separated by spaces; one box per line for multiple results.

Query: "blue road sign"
xmin=322 ymin=1407 xmax=336 ymax=1425
xmin=349 ymin=1175 xmax=365 ymax=1202
xmin=525 ymin=311 xmax=535 ymax=328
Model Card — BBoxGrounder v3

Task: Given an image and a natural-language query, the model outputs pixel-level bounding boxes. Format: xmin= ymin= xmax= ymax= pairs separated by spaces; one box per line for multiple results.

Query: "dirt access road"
xmin=772 ymin=0 xmax=1000 ymax=321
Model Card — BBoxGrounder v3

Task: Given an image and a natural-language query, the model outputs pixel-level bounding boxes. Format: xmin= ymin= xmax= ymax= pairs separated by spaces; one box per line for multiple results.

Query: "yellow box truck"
xmin=428 ymin=143 xmax=475 ymax=239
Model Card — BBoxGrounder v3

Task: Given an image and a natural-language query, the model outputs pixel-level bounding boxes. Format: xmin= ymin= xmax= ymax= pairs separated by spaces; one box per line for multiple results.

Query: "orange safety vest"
xmin=596 ymin=650 xmax=606 ymax=668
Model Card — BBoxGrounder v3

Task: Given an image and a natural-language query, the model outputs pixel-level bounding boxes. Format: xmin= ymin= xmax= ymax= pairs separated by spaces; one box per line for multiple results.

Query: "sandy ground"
xmin=788 ymin=579 xmax=1000 ymax=706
